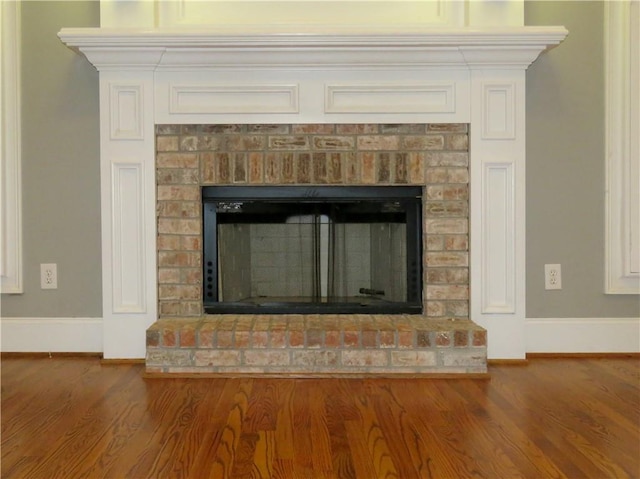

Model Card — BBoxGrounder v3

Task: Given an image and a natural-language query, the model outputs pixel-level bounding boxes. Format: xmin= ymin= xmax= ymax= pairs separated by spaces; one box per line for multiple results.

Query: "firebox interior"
xmin=203 ymin=186 xmax=423 ymax=314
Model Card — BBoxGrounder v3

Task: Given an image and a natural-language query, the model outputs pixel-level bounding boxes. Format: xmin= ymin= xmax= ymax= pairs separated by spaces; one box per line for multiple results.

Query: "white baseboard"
xmin=0 ymin=317 xmax=103 ymax=353
xmin=526 ymin=317 xmax=640 ymax=353
xmin=1 ymin=316 xmax=637 ymax=355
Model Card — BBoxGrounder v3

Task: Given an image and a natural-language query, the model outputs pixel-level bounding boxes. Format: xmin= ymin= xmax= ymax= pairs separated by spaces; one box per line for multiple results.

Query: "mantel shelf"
xmin=58 ymin=26 xmax=568 ymax=71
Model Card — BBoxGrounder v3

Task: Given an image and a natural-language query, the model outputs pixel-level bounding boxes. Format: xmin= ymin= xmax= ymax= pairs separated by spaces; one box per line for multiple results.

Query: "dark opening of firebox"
xmin=203 ymin=186 xmax=423 ymax=314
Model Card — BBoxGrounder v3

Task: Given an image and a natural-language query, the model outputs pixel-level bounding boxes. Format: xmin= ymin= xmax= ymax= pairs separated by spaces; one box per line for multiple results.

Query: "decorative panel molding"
xmin=169 ymin=84 xmax=299 ymax=114
xmin=110 ymin=83 xmax=144 ymax=139
xmin=154 ymin=0 xmax=464 ymax=28
xmin=481 ymin=162 xmax=515 ymax=313
xmin=605 ymin=1 xmax=640 ymax=294
xmin=111 ymin=163 xmax=146 ymax=313
xmin=0 ymin=1 xmax=22 ymax=294
xmin=481 ymin=82 xmax=515 ymax=140
xmin=325 ymin=83 xmax=455 ymax=114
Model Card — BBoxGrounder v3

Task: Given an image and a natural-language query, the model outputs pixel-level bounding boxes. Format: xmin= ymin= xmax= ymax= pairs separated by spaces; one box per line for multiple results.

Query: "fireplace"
xmin=58 ymin=22 xmax=567 ymax=361
xmin=203 ymin=185 xmax=423 ymax=314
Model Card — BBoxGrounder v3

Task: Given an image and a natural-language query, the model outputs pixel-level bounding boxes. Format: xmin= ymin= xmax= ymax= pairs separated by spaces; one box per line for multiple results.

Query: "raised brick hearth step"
xmin=146 ymin=315 xmax=487 ymax=376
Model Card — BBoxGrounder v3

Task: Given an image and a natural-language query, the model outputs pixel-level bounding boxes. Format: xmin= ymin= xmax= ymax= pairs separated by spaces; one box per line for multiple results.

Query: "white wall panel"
xmin=169 ymin=84 xmax=299 ymax=114
xmin=110 ymin=83 xmax=144 ymax=139
xmin=111 ymin=163 xmax=146 ymax=313
xmin=325 ymin=83 xmax=456 ymax=114
xmin=482 ymin=162 xmax=515 ymax=313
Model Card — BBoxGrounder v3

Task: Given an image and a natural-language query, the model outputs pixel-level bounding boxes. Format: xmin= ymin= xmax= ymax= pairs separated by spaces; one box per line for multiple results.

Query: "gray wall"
xmin=3 ymin=1 xmax=637 ymax=319
xmin=0 ymin=1 xmax=101 ymax=317
xmin=526 ymin=1 xmax=639 ymax=317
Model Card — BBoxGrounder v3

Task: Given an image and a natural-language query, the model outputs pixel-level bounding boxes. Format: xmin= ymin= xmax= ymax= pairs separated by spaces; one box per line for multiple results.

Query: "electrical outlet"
xmin=544 ymin=263 xmax=562 ymax=290
xmin=40 ymin=263 xmax=58 ymax=289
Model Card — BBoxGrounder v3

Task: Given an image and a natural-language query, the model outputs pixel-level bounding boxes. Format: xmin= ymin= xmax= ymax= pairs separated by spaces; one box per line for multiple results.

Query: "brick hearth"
xmin=146 ymin=315 xmax=487 ymax=376
xmin=146 ymin=123 xmax=486 ymax=376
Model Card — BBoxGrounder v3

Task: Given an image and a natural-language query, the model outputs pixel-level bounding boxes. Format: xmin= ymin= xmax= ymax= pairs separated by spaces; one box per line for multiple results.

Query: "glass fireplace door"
xmin=204 ymin=186 xmax=422 ymax=314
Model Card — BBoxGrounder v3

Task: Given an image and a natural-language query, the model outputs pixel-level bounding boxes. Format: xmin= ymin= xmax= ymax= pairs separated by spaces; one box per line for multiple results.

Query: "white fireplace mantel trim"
xmin=59 ymin=27 xmax=567 ymax=71
xmin=59 ymin=27 xmax=567 ymax=359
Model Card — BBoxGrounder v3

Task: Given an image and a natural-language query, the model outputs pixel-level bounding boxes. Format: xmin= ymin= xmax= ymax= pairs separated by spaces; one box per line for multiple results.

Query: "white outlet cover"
xmin=544 ymin=263 xmax=562 ymax=290
xmin=40 ymin=263 xmax=58 ymax=289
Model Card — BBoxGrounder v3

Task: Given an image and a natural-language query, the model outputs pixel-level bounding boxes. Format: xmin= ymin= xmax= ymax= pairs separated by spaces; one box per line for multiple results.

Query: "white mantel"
xmin=58 ymin=25 xmax=567 ymax=359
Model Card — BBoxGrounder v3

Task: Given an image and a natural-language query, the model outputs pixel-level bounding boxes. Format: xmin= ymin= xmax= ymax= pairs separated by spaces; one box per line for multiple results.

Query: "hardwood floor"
xmin=1 ymin=356 xmax=638 ymax=478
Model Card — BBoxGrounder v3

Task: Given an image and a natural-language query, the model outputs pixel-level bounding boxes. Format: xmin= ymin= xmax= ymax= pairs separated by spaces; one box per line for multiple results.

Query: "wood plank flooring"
xmin=1 ymin=356 xmax=638 ymax=478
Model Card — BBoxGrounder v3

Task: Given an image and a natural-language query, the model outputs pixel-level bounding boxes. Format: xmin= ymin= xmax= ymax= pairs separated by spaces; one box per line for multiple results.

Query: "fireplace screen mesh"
xmin=203 ymin=186 xmax=422 ymax=314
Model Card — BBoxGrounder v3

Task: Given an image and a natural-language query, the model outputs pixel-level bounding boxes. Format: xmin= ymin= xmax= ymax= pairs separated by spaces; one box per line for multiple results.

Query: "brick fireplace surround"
xmin=146 ymin=123 xmax=486 ymax=375
xmin=58 ymin=19 xmax=567 ymax=371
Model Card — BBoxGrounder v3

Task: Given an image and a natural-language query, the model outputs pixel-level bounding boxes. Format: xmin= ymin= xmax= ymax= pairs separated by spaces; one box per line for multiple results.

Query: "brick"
xmin=325 ymin=330 xmax=341 ymax=348
xmin=445 ymin=236 xmax=469 ymax=251
xmin=295 ymin=153 xmax=311 ymax=183
xmin=454 ymin=330 xmax=469 ymax=347
xmin=157 ymin=153 xmax=198 ymax=168
xmin=217 ymin=153 xmax=230 ymax=183
xmin=377 ymin=153 xmax=391 ymax=183
xmin=343 ymin=331 xmax=360 ymax=348
xmin=235 ymin=331 xmax=250 ymax=348
xmin=361 ymin=330 xmax=378 ymax=348
xmin=157 ymin=136 xmax=179 ymax=152
xmin=440 ymin=350 xmax=487 ymax=368
xmin=416 ymin=330 xmax=431 ymax=347
xmin=391 ymin=351 xmax=437 ymax=367
xmin=281 ymin=153 xmax=295 ymax=183
xmin=289 ymin=331 xmax=305 ymax=348
xmin=328 ymin=153 xmax=343 ymax=183
xmin=194 ymin=350 xmax=241 ymax=367
xmin=359 ymin=152 xmax=376 ymax=184
xmin=402 ymin=135 xmax=444 ymax=150
xmin=244 ymin=350 xmax=290 ymax=366
xmin=158 ymin=268 xmax=180 ymax=284
xmin=265 ymin=153 xmax=281 ymax=183
xmin=313 ymin=136 xmax=354 ymax=150
xmin=473 ymin=330 xmax=487 ymax=347
xmin=162 ymin=328 xmax=177 ymax=347
xmin=445 ymin=134 xmax=469 ymax=151
xmin=217 ymin=331 xmax=234 ymax=348
xmin=228 ymin=135 xmax=265 ymax=151
xmin=395 ymin=153 xmax=408 ymax=183
xmin=157 ymin=185 xmax=199 ymax=201
xmin=426 ymin=285 xmax=469 ymax=301
xmin=436 ymin=332 xmax=451 ymax=347
xmin=249 ymin=152 xmax=264 ymax=183
xmin=427 ymin=123 xmax=467 ymax=133
xmin=426 ymin=152 xmax=469 ymax=167
xmin=252 ymin=331 xmax=269 ymax=348
xmin=250 ymin=124 xmax=289 ymax=134
xmin=146 ymin=329 xmax=160 ymax=347
xmin=233 ymin=154 xmax=247 ymax=183
xmin=342 ymin=350 xmax=389 ymax=367
xmin=357 ymin=135 xmax=399 ymax=150
xmin=292 ymin=124 xmax=334 ymax=134
xmin=180 ymin=136 xmax=198 ymax=151
xmin=408 ymin=152 xmax=425 ymax=184
xmin=425 ymin=301 xmax=446 ymax=317
xmin=292 ymin=350 xmax=339 ymax=367
xmin=270 ymin=331 xmax=287 ymax=348
xmin=379 ymin=330 xmax=396 ymax=348
xmin=146 ymin=349 xmax=192 ymax=367
xmin=312 ymin=153 xmax=328 ymax=183
xmin=269 ymin=136 xmax=309 ymax=150
xmin=157 ymin=218 xmax=200 ymax=235
xmin=426 ymin=252 xmax=469 ymax=267
xmin=398 ymin=331 xmax=414 ymax=348
xmin=306 ymin=330 xmax=323 ymax=348
xmin=426 ymin=219 xmax=468 ymax=234
xmin=179 ymin=324 xmax=197 ymax=348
